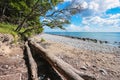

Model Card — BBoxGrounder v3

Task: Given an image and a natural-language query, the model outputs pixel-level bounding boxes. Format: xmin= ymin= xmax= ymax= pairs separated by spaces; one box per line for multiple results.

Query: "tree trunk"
xmin=29 ymin=40 xmax=96 ymax=80
xmin=29 ymin=40 xmax=84 ymax=80
xmin=25 ymin=41 xmax=39 ymax=80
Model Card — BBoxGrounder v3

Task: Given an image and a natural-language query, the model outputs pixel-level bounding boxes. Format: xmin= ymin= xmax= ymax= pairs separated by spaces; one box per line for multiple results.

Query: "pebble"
xmin=2 ymin=65 xmax=9 ymax=69
xmin=16 ymin=55 xmax=20 ymax=58
xmin=80 ymin=66 xmax=87 ymax=70
xmin=92 ymin=65 xmax=97 ymax=68
xmin=99 ymin=69 xmax=108 ymax=75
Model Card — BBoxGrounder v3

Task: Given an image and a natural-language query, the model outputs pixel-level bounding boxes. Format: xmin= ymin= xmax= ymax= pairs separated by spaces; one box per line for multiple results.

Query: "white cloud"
xmin=66 ymin=24 xmax=82 ymax=31
xmin=78 ymin=0 xmax=120 ymax=32
xmin=87 ymin=0 xmax=120 ymax=12
xmin=55 ymin=6 xmax=58 ymax=10
xmin=102 ymin=0 xmax=120 ymax=10
xmin=64 ymin=0 xmax=120 ymax=11
xmin=75 ymin=0 xmax=120 ymax=16
xmin=64 ymin=0 xmax=119 ymax=16
xmin=43 ymin=26 xmax=65 ymax=32
xmin=84 ymin=26 xmax=90 ymax=31
xmin=89 ymin=1 xmax=99 ymax=11
xmin=81 ymin=1 xmax=88 ymax=9
xmin=49 ymin=0 xmax=120 ymax=32
xmin=64 ymin=0 xmax=72 ymax=2
xmin=82 ymin=14 xmax=120 ymax=27
xmin=109 ymin=14 xmax=120 ymax=19
xmin=66 ymin=24 xmax=92 ymax=32
xmin=65 ymin=23 xmax=120 ymax=32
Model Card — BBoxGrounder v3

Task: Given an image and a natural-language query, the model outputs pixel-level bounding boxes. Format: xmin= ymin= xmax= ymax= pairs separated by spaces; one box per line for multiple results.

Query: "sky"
xmin=44 ymin=0 xmax=120 ymax=32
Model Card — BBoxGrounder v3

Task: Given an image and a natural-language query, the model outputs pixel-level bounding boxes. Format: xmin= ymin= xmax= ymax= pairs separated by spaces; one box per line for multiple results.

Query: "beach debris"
xmin=25 ymin=42 xmax=39 ymax=80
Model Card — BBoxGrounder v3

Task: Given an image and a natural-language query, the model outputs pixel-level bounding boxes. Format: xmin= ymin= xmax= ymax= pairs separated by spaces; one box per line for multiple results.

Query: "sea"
xmin=46 ymin=32 xmax=120 ymax=47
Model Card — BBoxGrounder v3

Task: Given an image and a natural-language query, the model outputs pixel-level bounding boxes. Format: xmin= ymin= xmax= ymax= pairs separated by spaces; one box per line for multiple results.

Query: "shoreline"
xmin=35 ymin=33 xmax=120 ymax=54
xmin=33 ymin=33 xmax=120 ymax=80
xmin=45 ymin=32 xmax=120 ymax=48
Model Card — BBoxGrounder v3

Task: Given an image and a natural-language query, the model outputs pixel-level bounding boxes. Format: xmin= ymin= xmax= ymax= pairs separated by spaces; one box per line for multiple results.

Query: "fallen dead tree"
xmin=29 ymin=40 xmax=96 ymax=80
xmin=25 ymin=42 xmax=39 ymax=80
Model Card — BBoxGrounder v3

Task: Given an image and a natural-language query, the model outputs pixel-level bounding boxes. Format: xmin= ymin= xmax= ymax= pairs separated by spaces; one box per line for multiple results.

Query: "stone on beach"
xmin=32 ymin=33 xmax=120 ymax=80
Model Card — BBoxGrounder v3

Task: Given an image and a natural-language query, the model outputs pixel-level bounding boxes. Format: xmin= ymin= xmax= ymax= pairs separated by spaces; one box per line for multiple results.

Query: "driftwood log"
xmin=29 ymin=40 xmax=96 ymax=80
xmin=25 ymin=42 xmax=39 ymax=80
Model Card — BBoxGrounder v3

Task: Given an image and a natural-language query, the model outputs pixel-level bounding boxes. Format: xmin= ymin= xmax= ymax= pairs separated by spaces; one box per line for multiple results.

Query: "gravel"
xmin=36 ymin=33 xmax=120 ymax=54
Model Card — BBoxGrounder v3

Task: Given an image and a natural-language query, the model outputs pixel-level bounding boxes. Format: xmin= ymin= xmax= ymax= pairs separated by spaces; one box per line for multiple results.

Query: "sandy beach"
xmin=33 ymin=33 xmax=120 ymax=80
xmin=36 ymin=33 xmax=120 ymax=54
xmin=0 ymin=33 xmax=28 ymax=80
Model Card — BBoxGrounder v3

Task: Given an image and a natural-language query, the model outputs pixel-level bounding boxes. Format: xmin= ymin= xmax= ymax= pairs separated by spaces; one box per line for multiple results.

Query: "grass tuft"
xmin=0 ymin=23 xmax=19 ymax=42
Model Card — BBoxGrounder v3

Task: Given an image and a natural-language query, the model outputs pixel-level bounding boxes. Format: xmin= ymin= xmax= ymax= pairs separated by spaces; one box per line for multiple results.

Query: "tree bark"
xmin=25 ymin=41 xmax=39 ymax=80
xmin=29 ymin=40 xmax=84 ymax=80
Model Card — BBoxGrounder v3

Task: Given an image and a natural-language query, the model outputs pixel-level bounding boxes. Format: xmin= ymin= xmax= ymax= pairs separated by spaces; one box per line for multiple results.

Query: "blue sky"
xmin=44 ymin=0 xmax=120 ymax=32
